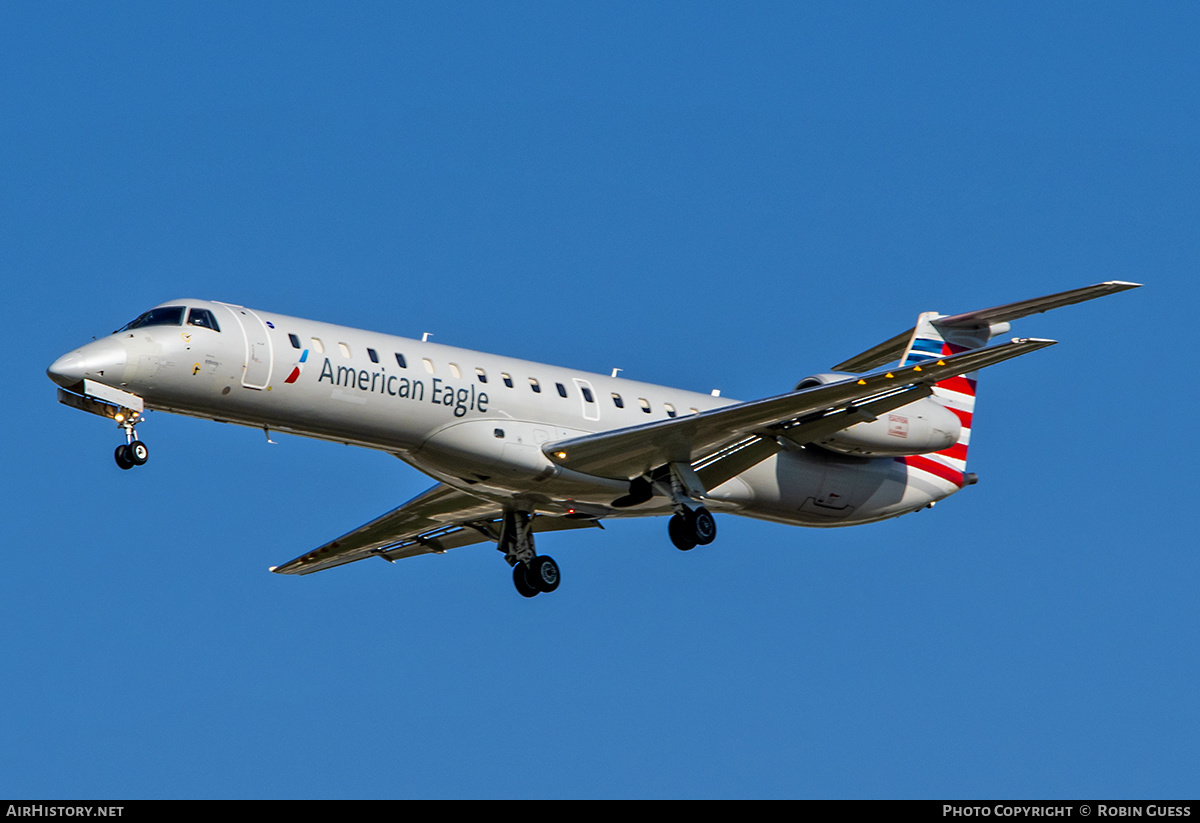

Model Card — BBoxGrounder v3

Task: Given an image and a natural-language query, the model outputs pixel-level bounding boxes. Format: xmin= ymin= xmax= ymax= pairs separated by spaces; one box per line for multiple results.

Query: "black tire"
xmin=128 ymin=440 xmax=149 ymax=466
xmin=527 ymin=555 xmax=560 ymax=593
xmin=668 ymin=514 xmax=696 ymax=551
xmin=690 ymin=507 xmax=717 ymax=546
xmin=513 ymin=563 xmax=539 ymax=598
xmin=114 ymin=444 xmax=134 ymax=471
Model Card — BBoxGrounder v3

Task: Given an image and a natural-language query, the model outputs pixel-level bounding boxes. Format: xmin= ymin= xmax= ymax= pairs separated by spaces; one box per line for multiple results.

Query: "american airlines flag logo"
xmin=284 ymin=349 xmax=309 ymax=384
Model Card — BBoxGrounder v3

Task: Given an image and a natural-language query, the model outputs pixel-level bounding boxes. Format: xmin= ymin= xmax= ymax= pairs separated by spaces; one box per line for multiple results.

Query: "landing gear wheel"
xmin=668 ymin=514 xmax=697 ymax=551
xmin=526 ymin=555 xmax=560 ymax=593
xmin=513 ymin=564 xmax=540 ymax=598
xmin=114 ymin=444 xmax=135 ymax=471
xmin=689 ymin=507 xmax=717 ymax=546
xmin=128 ymin=440 xmax=149 ymax=466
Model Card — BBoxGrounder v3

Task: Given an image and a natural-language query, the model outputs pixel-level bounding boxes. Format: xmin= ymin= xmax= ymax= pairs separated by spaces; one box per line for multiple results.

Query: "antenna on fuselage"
xmin=422 ymin=332 xmax=432 ymax=342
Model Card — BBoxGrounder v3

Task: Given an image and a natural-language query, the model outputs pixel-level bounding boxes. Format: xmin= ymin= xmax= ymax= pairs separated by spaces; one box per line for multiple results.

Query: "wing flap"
xmin=544 ymin=338 xmax=1055 ymax=481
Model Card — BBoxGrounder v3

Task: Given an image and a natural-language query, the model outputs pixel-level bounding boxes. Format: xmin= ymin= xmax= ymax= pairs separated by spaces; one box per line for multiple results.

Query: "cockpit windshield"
xmin=115 ymin=306 xmax=185 ymax=333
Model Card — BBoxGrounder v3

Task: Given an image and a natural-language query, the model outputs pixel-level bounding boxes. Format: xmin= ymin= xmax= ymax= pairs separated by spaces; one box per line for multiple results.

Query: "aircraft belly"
xmin=733 ymin=448 xmax=954 ymax=528
xmin=408 ymin=419 xmax=631 ymax=504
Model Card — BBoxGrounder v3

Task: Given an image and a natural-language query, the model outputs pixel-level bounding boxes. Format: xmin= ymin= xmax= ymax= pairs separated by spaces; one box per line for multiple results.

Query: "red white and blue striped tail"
xmin=895 ymin=312 xmax=992 ymax=488
xmin=825 ymin=282 xmax=1143 ymax=490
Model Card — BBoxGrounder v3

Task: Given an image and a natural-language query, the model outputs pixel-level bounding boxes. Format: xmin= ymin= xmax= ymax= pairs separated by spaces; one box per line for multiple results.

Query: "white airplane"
xmin=47 ymin=281 xmax=1139 ymax=596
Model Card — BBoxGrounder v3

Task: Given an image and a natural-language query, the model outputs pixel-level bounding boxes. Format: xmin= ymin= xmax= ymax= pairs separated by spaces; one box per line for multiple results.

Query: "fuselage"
xmin=48 ymin=299 xmax=961 ymax=528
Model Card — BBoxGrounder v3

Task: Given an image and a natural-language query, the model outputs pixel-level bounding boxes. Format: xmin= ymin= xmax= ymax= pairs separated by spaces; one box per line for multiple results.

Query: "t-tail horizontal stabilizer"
xmin=832 ymin=281 xmax=1141 ymax=373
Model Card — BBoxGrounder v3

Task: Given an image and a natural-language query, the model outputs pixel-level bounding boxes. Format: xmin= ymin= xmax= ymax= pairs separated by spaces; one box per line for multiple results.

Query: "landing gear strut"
xmin=660 ymin=463 xmax=717 ymax=551
xmin=112 ymin=413 xmax=148 ymax=471
xmin=500 ymin=510 xmax=561 ymax=598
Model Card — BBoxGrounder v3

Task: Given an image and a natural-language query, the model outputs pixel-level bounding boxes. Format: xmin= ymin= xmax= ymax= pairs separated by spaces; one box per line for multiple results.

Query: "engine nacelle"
xmin=794 ymin=373 xmax=962 ymax=457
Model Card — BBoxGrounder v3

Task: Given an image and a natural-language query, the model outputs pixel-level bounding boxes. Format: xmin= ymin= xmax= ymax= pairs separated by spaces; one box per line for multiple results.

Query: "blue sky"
xmin=3 ymin=3 xmax=1197 ymax=799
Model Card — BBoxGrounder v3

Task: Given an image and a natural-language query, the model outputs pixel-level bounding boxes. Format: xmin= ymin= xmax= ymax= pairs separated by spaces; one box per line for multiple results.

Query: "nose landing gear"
xmin=112 ymin=413 xmax=149 ymax=471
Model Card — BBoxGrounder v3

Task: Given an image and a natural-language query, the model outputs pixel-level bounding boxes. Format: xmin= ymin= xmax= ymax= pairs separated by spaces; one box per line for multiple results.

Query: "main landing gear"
xmin=668 ymin=506 xmax=717 ymax=551
xmin=512 ymin=554 xmax=561 ymax=598
xmin=112 ymin=413 xmax=149 ymax=471
xmin=661 ymin=462 xmax=717 ymax=552
xmin=615 ymin=467 xmax=721 ymax=552
xmin=500 ymin=510 xmax=561 ymax=598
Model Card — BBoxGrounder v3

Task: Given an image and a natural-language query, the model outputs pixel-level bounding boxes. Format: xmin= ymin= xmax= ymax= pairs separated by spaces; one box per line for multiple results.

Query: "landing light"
xmin=114 ymin=413 xmax=125 ymax=423
xmin=554 ymin=451 xmax=567 ymax=459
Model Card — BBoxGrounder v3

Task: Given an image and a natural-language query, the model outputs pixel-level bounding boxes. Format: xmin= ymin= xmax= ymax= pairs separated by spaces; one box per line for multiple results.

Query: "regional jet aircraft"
xmin=47 ymin=282 xmax=1139 ymax=596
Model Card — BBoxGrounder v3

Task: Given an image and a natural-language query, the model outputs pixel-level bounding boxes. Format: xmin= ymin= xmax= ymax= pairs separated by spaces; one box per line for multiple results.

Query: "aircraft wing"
xmin=543 ymin=337 xmax=1055 ymax=482
xmin=270 ymin=483 xmax=599 ymax=575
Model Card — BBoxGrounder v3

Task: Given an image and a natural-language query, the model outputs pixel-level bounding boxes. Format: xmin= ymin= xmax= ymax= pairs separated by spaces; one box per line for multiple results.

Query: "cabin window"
xmin=395 ymin=353 xmax=407 ymax=368
xmin=581 ymin=387 xmax=595 ymax=403
xmin=310 ymin=337 xmax=325 ymax=354
xmin=423 ymin=358 xmax=435 ymax=374
xmin=475 ymin=367 xmax=488 ymax=383
xmin=187 ymin=309 xmax=220 ymax=332
xmin=689 ymin=407 xmax=699 ymax=415
xmin=556 ymin=382 xmax=568 ymax=398
xmin=611 ymin=392 xmax=624 ymax=408
xmin=639 ymin=398 xmax=651 ymax=413
xmin=529 ymin=378 xmax=541 ymax=393
xmin=664 ymin=403 xmax=677 ymax=418
xmin=501 ymin=373 xmax=513 ymax=388
xmin=338 ymin=342 xmax=351 ymax=359
xmin=449 ymin=363 xmax=462 ymax=379
xmin=367 ymin=348 xmax=379 ymax=364
xmin=288 ymin=333 xmax=301 ymax=349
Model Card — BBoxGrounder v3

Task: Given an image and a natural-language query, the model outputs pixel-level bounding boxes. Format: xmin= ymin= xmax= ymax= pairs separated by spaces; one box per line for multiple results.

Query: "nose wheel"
xmin=114 ymin=440 xmax=149 ymax=470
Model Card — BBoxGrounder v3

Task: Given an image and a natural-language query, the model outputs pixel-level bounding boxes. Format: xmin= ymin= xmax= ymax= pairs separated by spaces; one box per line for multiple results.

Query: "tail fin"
xmin=897 ymin=313 xmax=995 ymax=479
xmin=830 ymin=281 xmax=1142 ymax=486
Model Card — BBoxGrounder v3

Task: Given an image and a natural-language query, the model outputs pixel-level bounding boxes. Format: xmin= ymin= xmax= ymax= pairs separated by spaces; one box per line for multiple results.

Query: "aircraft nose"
xmin=47 ymin=352 xmax=85 ymax=387
xmin=47 ymin=339 xmax=128 ymax=388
